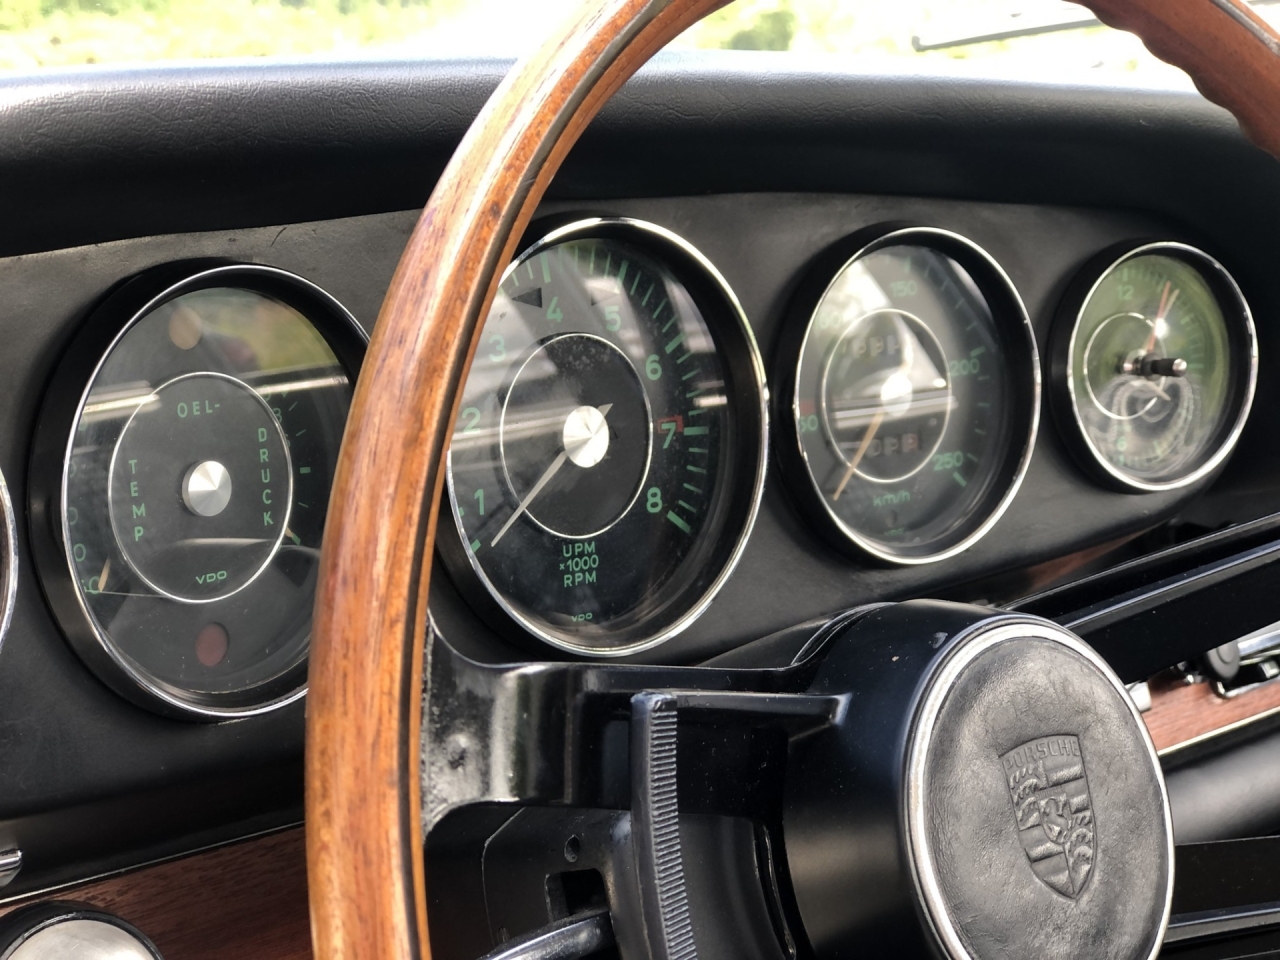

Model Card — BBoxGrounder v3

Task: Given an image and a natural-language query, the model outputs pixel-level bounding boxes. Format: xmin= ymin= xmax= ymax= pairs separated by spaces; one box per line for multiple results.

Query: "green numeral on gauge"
xmin=646 ymin=487 xmax=663 ymax=513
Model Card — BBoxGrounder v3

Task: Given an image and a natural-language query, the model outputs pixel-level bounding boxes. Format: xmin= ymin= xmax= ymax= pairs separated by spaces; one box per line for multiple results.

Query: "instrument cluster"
xmin=17 ymin=214 xmax=1260 ymax=713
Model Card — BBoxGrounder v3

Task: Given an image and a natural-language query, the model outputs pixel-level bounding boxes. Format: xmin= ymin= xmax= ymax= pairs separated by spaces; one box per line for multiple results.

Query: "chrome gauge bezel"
xmin=439 ymin=217 xmax=769 ymax=658
xmin=28 ymin=261 xmax=367 ymax=720
xmin=0 ymin=467 xmax=16 ymax=656
xmin=779 ymin=226 xmax=1041 ymax=565
xmin=1052 ymin=241 xmax=1258 ymax=493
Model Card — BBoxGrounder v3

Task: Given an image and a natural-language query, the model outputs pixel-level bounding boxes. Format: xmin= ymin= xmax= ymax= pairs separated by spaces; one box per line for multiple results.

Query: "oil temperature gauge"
xmin=1053 ymin=242 xmax=1257 ymax=491
xmin=108 ymin=372 xmax=292 ymax=602
xmin=29 ymin=262 xmax=365 ymax=718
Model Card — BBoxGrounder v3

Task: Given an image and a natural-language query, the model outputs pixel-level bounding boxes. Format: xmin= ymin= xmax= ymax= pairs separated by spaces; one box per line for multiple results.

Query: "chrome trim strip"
xmin=1165 ymin=900 xmax=1280 ymax=944
xmin=1158 ymin=699 xmax=1280 ymax=757
xmin=0 ymin=822 xmax=300 ymax=908
xmin=0 ymin=468 xmax=16 ymax=658
xmin=0 ymin=850 xmax=21 ymax=891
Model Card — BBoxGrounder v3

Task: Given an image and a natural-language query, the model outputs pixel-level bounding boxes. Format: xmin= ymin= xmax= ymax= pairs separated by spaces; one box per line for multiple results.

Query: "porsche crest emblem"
xmin=1000 ymin=735 xmax=1095 ymax=899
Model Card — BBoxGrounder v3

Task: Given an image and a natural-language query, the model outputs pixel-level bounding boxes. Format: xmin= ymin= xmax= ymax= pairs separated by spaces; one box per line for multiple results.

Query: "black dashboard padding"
xmin=1166 ymin=726 xmax=1280 ymax=844
xmin=0 ymin=53 xmax=1272 ymax=261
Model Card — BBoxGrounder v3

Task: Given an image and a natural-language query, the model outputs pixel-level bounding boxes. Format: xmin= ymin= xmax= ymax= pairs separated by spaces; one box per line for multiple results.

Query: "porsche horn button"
xmin=783 ymin=600 xmax=1173 ymax=960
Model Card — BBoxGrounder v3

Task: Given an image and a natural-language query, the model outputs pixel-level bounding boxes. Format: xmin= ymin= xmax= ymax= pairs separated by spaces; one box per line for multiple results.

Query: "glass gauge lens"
xmin=1060 ymin=244 xmax=1257 ymax=490
xmin=444 ymin=220 xmax=766 ymax=656
xmin=34 ymin=264 xmax=364 ymax=718
xmin=788 ymin=229 xmax=1038 ymax=563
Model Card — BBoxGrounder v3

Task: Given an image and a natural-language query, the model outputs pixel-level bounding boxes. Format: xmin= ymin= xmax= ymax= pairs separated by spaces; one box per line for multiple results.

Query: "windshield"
xmin=1 ymin=0 xmax=1275 ymax=85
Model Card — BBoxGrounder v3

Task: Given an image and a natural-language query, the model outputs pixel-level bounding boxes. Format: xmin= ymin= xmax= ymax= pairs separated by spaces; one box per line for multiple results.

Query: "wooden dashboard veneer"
xmin=1144 ymin=674 xmax=1280 ymax=754
xmin=0 ymin=830 xmax=310 ymax=960
xmin=304 ymin=1 xmax=1280 ymax=959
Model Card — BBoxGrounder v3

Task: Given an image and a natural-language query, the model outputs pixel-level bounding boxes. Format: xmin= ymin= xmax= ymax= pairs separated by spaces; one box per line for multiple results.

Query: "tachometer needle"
xmin=832 ymin=409 xmax=885 ymax=502
xmin=490 ymin=402 xmax=613 ymax=547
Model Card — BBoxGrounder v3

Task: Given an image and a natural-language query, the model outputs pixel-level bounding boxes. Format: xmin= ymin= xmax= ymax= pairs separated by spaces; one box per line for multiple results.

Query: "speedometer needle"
xmin=832 ymin=409 xmax=885 ymax=502
xmin=490 ymin=403 xmax=613 ymax=547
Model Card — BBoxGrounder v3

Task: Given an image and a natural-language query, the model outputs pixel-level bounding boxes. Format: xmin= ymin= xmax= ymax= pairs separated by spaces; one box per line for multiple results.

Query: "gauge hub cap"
xmin=182 ymin=460 xmax=233 ymax=517
xmin=562 ymin=405 xmax=610 ymax=469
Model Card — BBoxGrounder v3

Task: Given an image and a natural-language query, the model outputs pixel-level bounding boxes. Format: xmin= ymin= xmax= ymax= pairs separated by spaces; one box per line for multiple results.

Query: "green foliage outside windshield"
xmin=0 ymin=0 xmax=1224 ymax=81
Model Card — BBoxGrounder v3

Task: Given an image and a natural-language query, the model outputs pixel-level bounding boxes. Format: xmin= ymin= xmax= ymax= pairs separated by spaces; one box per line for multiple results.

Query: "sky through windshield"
xmin=0 ymin=0 xmax=1269 ymax=84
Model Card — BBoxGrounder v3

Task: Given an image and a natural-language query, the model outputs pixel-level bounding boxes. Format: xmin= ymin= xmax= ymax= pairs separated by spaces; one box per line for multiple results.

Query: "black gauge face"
xmin=444 ymin=220 xmax=766 ymax=656
xmin=38 ymin=265 xmax=363 ymax=717
xmin=1059 ymin=245 xmax=1257 ymax=490
xmin=787 ymin=230 xmax=1038 ymax=563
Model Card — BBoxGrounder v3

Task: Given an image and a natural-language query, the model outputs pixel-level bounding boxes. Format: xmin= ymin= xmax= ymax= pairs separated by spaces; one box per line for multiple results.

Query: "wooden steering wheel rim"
xmin=306 ymin=2 xmax=1280 ymax=958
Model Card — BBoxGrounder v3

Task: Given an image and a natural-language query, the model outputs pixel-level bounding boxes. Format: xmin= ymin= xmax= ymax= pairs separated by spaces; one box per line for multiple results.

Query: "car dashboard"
xmin=0 ymin=52 xmax=1279 ymax=958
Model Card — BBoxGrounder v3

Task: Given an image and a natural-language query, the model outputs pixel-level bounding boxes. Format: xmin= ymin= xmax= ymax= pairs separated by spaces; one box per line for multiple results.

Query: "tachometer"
xmin=780 ymin=227 xmax=1039 ymax=564
xmin=442 ymin=218 xmax=766 ymax=656
xmin=1052 ymin=242 xmax=1257 ymax=491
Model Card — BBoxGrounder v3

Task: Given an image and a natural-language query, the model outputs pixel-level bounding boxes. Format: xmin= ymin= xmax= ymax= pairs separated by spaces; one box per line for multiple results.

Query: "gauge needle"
xmin=832 ymin=409 xmax=885 ymax=502
xmin=490 ymin=402 xmax=614 ymax=547
xmin=1144 ymin=281 xmax=1179 ymax=354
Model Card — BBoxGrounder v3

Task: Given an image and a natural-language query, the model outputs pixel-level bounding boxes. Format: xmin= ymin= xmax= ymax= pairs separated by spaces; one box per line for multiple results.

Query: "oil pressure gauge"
xmin=29 ymin=262 xmax=365 ymax=718
xmin=1053 ymin=242 xmax=1257 ymax=491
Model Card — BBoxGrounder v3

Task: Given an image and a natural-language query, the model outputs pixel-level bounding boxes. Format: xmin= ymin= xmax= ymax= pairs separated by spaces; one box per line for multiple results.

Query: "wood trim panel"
xmin=0 ymin=829 xmax=309 ymax=960
xmin=1145 ymin=674 xmax=1280 ymax=754
xmin=306 ymin=2 xmax=1280 ymax=959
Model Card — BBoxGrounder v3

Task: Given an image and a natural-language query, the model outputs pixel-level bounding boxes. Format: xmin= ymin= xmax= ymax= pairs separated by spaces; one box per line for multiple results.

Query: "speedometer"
xmin=442 ymin=218 xmax=767 ymax=656
xmin=780 ymin=227 xmax=1039 ymax=564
